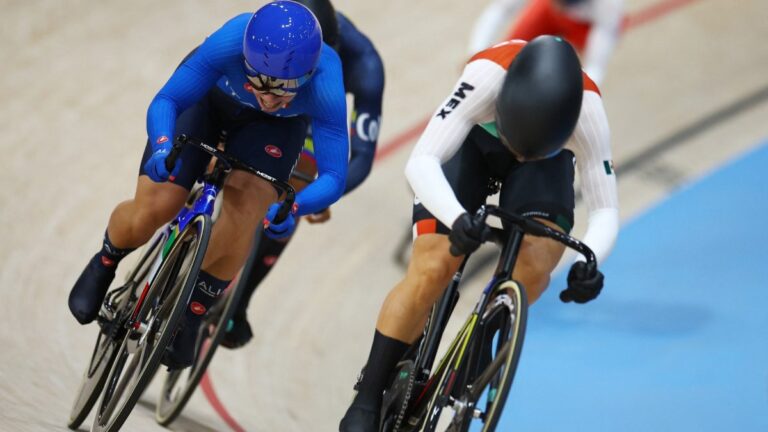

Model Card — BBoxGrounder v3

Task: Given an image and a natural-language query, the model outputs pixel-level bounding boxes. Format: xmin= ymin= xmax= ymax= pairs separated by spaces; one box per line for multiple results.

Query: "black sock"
xmin=353 ymin=330 xmax=410 ymax=409
xmin=96 ymin=230 xmax=135 ymax=270
xmin=187 ymin=270 xmax=230 ymax=320
xmin=235 ymin=235 xmax=290 ymax=319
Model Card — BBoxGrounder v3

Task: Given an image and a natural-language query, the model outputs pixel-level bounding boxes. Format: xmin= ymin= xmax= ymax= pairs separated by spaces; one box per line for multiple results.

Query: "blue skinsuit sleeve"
xmin=344 ymin=51 xmax=385 ymax=194
xmin=146 ymin=16 xmax=246 ymax=148
xmin=294 ymin=52 xmax=349 ymax=216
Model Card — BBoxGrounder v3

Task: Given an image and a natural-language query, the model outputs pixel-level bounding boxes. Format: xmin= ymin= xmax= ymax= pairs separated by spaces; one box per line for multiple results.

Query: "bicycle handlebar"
xmin=477 ymin=205 xmax=597 ymax=267
xmin=168 ymin=135 xmax=296 ymax=224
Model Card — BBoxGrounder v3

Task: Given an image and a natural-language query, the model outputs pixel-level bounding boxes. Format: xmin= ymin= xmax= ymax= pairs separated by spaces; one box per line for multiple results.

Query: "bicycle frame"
xmin=122 ymin=134 xmax=295 ymax=331
xmin=395 ymin=205 xmax=596 ymax=429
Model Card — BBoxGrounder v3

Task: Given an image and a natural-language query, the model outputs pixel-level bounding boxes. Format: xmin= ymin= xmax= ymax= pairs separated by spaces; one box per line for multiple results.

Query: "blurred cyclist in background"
xmin=469 ymin=0 xmax=624 ymax=84
xmin=340 ymin=36 xmax=619 ymax=431
xmin=222 ymin=0 xmax=385 ymax=349
xmin=68 ymin=1 xmax=349 ymax=369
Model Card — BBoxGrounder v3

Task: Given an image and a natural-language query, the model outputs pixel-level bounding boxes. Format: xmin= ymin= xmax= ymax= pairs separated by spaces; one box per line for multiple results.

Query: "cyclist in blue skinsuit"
xmin=67 ymin=1 xmax=349 ymax=369
xmin=222 ymin=0 xmax=386 ymax=349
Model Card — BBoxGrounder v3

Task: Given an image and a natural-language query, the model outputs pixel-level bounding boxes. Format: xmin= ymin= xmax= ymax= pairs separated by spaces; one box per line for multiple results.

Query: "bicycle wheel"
xmin=91 ymin=215 xmax=211 ymax=432
xmin=155 ymin=274 xmax=245 ymax=425
xmin=452 ymin=280 xmax=528 ymax=432
xmin=421 ymin=280 xmax=528 ymax=432
xmin=67 ymin=231 xmax=165 ymax=430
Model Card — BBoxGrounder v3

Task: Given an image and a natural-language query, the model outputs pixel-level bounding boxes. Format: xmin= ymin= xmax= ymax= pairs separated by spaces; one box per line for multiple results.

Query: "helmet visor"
xmin=244 ymin=60 xmax=313 ymax=96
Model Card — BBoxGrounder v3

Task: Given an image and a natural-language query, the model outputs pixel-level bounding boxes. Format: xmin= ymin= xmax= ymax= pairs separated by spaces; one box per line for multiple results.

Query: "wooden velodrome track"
xmin=1 ymin=0 xmax=766 ymax=431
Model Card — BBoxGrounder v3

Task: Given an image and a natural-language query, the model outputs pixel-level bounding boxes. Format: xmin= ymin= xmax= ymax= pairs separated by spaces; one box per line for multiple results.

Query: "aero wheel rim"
xmin=94 ymin=338 xmax=138 ymax=428
xmin=68 ymin=330 xmax=118 ymax=427
xmin=463 ymin=285 xmax=526 ymax=432
xmin=92 ymin=232 xmax=198 ymax=431
xmin=68 ymin=235 xmax=165 ymax=429
xmin=160 ymin=326 xmax=212 ymax=406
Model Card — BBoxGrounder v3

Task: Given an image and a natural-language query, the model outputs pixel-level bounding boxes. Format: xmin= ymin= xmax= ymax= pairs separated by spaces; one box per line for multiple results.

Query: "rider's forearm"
xmin=578 ymin=207 xmax=619 ymax=265
xmin=345 ymin=136 xmax=376 ymax=194
xmin=345 ymin=69 xmax=384 ymax=194
xmin=146 ymin=94 xmax=179 ymax=148
xmin=294 ymin=170 xmax=345 ymax=216
xmin=294 ymin=125 xmax=348 ymax=215
xmin=405 ymin=154 xmax=465 ymax=228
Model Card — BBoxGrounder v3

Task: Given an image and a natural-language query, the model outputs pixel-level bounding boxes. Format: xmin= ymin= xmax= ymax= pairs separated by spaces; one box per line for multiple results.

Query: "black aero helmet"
xmin=293 ymin=0 xmax=339 ymax=48
xmin=495 ymin=35 xmax=584 ymax=160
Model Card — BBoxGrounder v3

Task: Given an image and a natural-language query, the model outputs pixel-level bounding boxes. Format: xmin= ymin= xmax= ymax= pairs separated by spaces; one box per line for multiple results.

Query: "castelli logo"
xmin=156 ymin=135 xmax=169 ymax=145
xmin=190 ymin=302 xmax=206 ymax=315
xmin=265 ymin=145 xmax=283 ymax=158
xmin=244 ymin=82 xmax=253 ymax=91
xmin=263 ymin=255 xmax=278 ymax=267
xmin=292 ymin=203 xmax=299 ymax=214
xmin=100 ymin=256 xmax=115 ymax=268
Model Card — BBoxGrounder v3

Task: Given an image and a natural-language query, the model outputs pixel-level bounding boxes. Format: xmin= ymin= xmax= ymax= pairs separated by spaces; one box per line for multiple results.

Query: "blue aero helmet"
xmin=243 ymin=1 xmax=323 ymax=96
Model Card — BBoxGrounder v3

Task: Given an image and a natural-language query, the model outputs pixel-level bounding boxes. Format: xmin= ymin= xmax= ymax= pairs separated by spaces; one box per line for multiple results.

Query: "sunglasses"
xmin=244 ymin=61 xmax=313 ymax=97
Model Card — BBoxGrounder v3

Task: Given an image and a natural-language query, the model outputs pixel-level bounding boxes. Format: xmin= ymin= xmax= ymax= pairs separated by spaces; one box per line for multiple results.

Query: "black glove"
xmin=448 ymin=212 xmax=490 ymax=257
xmin=560 ymin=261 xmax=604 ymax=304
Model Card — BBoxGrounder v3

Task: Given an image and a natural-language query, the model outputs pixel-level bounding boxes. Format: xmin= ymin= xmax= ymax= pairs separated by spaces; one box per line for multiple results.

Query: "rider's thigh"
xmin=132 ymin=176 xmax=189 ymax=227
xmin=498 ymin=150 xmax=575 ymax=302
xmin=220 ymin=170 xmax=278 ymax=222
xmin=514 ymin=218 xmax=567 ymax=297
xmin=404 ymin=234 xmax=464 ymax=308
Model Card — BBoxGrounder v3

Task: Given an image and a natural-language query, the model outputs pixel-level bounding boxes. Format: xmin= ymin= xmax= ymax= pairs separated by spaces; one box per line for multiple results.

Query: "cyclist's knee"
xmin=405 ymin=235 xmax=460 ymax=309
xmin=132 ymin=179 xmax=187 ymax=230
xmin=222 ymin=172 xmax=276 ymax=221
xmin=516 ymin=267 xmax=550 ymax=303
xmin=514 ymin=234 xmax=565 ymax=302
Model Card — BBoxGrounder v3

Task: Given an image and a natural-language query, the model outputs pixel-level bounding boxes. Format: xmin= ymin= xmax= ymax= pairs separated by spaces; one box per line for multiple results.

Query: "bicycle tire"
xmin=91 ymin=214 xmax=211 ymax=432
xmin=154 ymin=265 xmax=247 ymax=425
xmin=67 ymin=231 xmax=165 ymax=430
xmin=454 ymin=279 xmax=528 ymax=432
xmin=419 ymin=280 xmax=527 ymax=432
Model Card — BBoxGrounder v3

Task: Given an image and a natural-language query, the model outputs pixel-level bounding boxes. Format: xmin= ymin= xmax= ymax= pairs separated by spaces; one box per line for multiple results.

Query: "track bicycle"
xmin=154 ymin=140 xmax=322 ymax=426
xmin=67 ymin=134 xmax=295 ymax=432
xmin=377 ymin=205 xmax=597 ymax=432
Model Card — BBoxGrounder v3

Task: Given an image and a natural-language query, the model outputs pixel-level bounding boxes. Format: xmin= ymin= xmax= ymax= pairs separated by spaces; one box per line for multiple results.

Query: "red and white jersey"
xmin=406 ymin=41 xmax=619 ymax=264
xmin=468 ymin=0 xmax=624 ymax=84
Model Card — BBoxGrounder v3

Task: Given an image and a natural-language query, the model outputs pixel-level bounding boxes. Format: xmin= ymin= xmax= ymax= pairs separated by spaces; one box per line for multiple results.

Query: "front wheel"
xmin=451 ymin=280 xmax=528 ymax=432
xmin=67 ymin=231 xmax=165 ymax=430
xmin=421 ymin=280 xmax=527 ymax=432
xmin=90 ymin=215 xmax=211 ymax=432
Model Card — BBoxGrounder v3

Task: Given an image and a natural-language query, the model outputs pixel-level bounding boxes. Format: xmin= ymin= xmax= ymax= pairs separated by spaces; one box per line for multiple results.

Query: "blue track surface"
xmin=490 ymin=142 xmax=768 ymax=431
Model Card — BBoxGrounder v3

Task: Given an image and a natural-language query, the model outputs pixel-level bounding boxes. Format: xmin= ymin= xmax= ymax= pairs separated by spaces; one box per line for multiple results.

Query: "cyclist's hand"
xmin=263 ymin=203 xmax=296 ymax=240
xmin=144 ymin=144 xmax=181 ymax=183
xmin=305 ymin=207 xmax=331 ymax=224
xmin=560 ymin=261 xmax=604 ymax=304
xmin=448 ymin=212 xmax=490 ymax=257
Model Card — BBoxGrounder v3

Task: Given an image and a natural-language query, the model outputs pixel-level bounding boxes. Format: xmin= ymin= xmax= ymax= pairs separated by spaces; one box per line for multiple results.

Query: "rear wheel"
xmin=420 ymin=280 xmax=527 ymax=432
xmin=67 ymin=231 xmax=165 ymax=430
xmin=90 ymin=215 xmax=211 ymax=432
